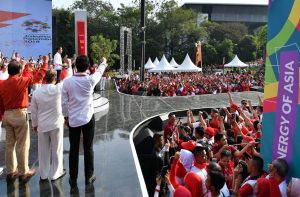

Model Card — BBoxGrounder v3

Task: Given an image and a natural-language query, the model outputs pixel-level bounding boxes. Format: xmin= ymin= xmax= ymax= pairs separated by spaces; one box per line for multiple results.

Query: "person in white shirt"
xmin=31 ymin=70 xmax=66 ymax=181
xmin=53 ymin=47 xmax=64 ymax=82
xmin=0 ymin=62 xmax=9 ymax=80
xmin=61 ymin=55 xmax=107 ymax=187
xmin=11 ymin=51 xmax=20 ymax=62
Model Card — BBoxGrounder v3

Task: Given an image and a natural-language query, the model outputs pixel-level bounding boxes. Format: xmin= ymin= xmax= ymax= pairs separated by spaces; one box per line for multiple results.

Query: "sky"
xmin=52 ymin=0 xmax=133 ymax=9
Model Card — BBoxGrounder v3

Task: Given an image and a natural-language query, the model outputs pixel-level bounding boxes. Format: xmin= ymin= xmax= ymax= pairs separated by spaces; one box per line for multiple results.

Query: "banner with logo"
xmin=0 ymin=0 xmax=52 ymax=59
xmin=261 ymin=0 xmax=300 ymax=178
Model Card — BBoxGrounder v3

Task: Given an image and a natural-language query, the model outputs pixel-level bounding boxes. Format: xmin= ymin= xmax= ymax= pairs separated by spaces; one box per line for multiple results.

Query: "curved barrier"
xmin=130 ymin=108 xmax=213 ymax=197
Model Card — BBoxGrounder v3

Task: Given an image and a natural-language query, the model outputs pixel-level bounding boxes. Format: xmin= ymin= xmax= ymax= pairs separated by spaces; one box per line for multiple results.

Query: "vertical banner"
xmin=0 ymin=0 xmax=52 ymax=59
xmin=261 ymin=0 xmax=300 ymax=178
xmin=75 ymin=10 xmax=87 ymax=56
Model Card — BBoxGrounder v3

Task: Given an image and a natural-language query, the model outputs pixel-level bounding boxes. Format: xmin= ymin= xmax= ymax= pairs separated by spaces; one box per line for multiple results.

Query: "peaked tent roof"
xmin=176 ymin=54 xmax=202 ymax=72
xmin=153 ymin=57 xmax=160 ymax=66
xmin=224 ymin=55 xmax=249 ymax=68
xmin=148 ymin=55 xmax=175 ymax=72
xmin=170 ymin=58 xmax=180 ymax=68
xmin=144 ymin=58 xmax=156 ymax=69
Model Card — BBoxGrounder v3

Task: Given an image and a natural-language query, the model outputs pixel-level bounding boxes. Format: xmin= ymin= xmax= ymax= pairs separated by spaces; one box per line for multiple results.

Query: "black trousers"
xmin=69 ymin=115 xmax=95 ymax=180
xmin=56 ymin=70 xmax=61 ymax=83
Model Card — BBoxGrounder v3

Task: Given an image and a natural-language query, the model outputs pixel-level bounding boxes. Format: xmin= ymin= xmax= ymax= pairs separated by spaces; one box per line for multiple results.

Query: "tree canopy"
xmin=53 ymin=0 xmax=266 ymax=70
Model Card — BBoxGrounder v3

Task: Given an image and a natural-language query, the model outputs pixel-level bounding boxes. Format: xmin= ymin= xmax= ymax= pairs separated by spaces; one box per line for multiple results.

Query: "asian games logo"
xmin=21 ymin=19 xmax=50 ymax=32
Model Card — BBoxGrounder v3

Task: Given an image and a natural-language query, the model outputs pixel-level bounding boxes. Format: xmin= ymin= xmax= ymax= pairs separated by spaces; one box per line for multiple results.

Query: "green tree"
xmin=202 ymin=43 xmax=218 ymax=65
xmin=238 ymin=35 xmax=257 ymax=62
xmin=156 ymin=0 xmax=207 ymax=62
xmin=52 ymin=8 xmax=75 ymax=56
xmin=255 ymin=25 xmax=267 ymax=59
xmin=220 ymin=23 xmax=248 ymax=43
xmin=90 ymin=34 xmax=119 ymax=68
xmin=202 ymin=22 xmax=248 ymax=43
xmin=213 ymin=39 xmax=234 ymax=64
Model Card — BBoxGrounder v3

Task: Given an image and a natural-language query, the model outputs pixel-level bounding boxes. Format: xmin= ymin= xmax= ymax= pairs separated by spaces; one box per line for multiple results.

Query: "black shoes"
xmin=39 ymin=177 xmax=48 ymax=182
xmin=85 ymin=174 xmax=96 ymax=185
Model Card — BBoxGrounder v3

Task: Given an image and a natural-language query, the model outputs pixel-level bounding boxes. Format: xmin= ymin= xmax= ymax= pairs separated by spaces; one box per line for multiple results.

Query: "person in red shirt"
xmin=255 ymin=178 xmax=271 ymax=197
xmin=218 ymin=150 xmax=234 ymax=189
xmin=0 ymin=56 xmax=48 ymax=183
xmin=163 ymin=113 xmax=179 ymax=143
xmin=239 ymin=156 xmax=264 ymax=197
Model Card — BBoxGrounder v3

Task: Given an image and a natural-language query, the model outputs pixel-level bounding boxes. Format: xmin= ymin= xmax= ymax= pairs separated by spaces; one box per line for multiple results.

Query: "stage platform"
xmin=0 ymin=80 xmax=263 ymax=197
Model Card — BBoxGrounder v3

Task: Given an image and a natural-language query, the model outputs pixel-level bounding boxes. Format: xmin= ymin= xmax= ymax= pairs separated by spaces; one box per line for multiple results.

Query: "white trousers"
xmin=38 ymin=127 xmax=64 ymax=180
xmin=100 ymin=77 xmax=106 ymax=90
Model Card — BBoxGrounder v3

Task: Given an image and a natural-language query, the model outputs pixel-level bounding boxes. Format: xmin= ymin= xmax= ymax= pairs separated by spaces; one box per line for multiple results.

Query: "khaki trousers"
xmin=3 ymin=109 xmax=30 ymax=174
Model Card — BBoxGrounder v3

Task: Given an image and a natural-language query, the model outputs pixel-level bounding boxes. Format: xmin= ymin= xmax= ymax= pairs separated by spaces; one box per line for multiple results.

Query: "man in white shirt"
xmin=31 ymin=70 xmax=65 ymax=181
xmin=61 ymin=55 xmax=107 ymax=187
xmin=54 ymin=47 xmax=64 ymax=82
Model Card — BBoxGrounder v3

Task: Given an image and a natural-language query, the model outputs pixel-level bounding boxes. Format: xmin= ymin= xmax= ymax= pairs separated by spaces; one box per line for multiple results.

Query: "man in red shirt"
xmin=0 ymin=56 xmax=48 ymax=183
xmin=239 ymin=156 xmax=264 ymax=197
xmin=163 ymin=113 xmax=179 ymax=143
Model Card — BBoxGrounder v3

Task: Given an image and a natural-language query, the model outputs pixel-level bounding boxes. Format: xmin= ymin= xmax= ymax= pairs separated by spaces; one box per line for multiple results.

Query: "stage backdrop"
xmin=0 ymin=0 xmax=52 ymax=59
xmin=261 ymin=0 xmax=300 ymax=178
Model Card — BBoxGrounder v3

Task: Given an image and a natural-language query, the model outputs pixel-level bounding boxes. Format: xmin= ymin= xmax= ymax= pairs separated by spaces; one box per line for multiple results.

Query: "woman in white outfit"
xmin=31 ymin=69 xmax=68 ymax=181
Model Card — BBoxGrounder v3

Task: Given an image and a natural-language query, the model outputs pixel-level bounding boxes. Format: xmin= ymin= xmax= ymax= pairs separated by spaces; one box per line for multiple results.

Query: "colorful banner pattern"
xmin=0 ymin=0 xmax=52 ymax=59
xmin=262 ymin=0 xmax=300 ymax=178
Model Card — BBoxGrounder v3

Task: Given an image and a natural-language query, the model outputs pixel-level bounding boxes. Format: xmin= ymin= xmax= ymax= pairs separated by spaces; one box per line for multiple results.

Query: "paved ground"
xmin=0 ymin=81 xmax=264 ymax=197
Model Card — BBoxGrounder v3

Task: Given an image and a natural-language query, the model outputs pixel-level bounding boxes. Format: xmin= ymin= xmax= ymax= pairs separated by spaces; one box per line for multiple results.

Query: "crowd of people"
xmin=149 ymin=92 xmax=299 ymax=197
xmin=116 ymin=71 xmax=264 ymax=96
xmin=0 ymin=49 xmax=107 ymax=188
xmin=1 ymin=48 xmax=299 ymax=197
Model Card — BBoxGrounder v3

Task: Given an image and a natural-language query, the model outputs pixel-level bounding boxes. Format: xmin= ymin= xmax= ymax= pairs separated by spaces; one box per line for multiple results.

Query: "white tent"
xmin=169 ymin=58 xmax=180 ymax=68
xmin=144 ymin=58 xmax=156 ymax=69
xmin=148 ymin=55 xmax=175 ymax=73
xmin=153 ymin=57 xmax=160 ymax=66
xmin=224 ymin=55 xmax=249 ymax=68
xmin=176 ymin=54 xmax=202 ymax=72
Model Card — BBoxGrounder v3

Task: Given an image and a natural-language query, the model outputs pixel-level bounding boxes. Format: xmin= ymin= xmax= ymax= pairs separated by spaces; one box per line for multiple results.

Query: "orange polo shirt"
xmin=0 ymin=62 xmax=48 ymax=114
